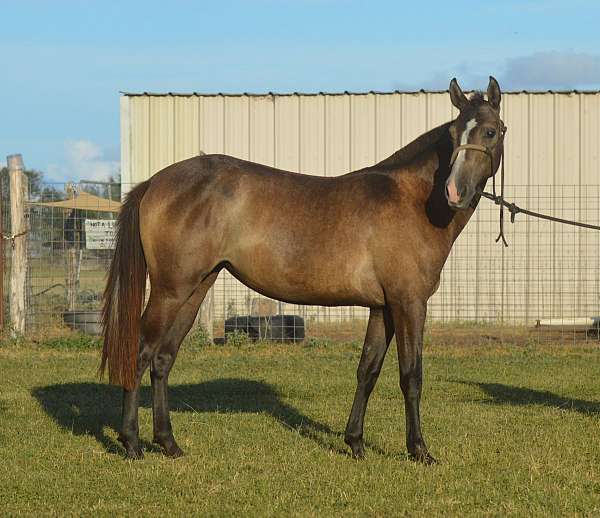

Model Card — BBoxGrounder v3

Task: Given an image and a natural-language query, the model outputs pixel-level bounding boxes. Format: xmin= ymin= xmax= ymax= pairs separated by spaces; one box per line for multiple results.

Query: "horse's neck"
xmin=378 ymin=123 xmax=478 ymax=241
xmin=448 ymin=206 xmax=475 ymax=243
xmin=407 ymin=140 xmax=476 ymax=242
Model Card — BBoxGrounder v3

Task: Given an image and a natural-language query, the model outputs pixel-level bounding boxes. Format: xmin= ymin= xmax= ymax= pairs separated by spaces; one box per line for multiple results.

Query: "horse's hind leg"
xmin=120 ymin=388 xmax=144 ymax=458
xmin=344 ymin=307 xmax=394 ymax=459
xmin=150 ymin=273 xmax=218 ymax=457
xmin=118 ymin=281 xmax=206 ymax=459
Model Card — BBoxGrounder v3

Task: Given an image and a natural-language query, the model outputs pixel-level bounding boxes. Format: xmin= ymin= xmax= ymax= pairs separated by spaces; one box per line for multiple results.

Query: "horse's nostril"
xmin=446 ymin=180 xmax=461 ymax=204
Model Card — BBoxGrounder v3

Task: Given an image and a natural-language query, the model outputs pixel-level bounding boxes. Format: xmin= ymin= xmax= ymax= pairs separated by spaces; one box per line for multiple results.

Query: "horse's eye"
xmin=485 ymin=129 xmax=496 ymax=138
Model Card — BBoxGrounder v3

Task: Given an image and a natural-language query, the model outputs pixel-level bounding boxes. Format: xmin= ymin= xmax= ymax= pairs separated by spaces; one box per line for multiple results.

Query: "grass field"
xmin=2 ymin=335 xmax=600 ymax=516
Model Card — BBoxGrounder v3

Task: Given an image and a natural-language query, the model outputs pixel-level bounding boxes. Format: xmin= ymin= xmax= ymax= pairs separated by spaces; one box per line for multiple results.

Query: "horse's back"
xmin=142 ymin=153 xmax=403 ymax=232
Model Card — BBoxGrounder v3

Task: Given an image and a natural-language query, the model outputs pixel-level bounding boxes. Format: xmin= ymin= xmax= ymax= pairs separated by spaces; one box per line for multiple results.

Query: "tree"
xmin=0 ymin=167 xmax=64 ymax=202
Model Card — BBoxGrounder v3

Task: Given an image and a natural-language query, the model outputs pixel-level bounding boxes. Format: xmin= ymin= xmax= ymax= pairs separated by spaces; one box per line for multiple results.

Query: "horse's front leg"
xmin=389 ymin=299 xmax=436 ymax=464
xmin=344 ymin=307 xmax=394 ymax=458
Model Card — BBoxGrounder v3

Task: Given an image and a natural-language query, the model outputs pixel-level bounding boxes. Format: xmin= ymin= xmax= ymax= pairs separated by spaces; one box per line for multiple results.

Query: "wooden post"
xmin=7 ymin=154 xmax=27 ymax=335
xmin=0 ymin=170 xmax=4 ymax=331
xmin=198 ymin=286 xmax=214 ymax=343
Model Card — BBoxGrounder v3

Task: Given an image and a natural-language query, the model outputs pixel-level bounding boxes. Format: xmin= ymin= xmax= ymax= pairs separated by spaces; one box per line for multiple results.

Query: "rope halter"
xmin=449 ymin=124 xmax=508 ymax=246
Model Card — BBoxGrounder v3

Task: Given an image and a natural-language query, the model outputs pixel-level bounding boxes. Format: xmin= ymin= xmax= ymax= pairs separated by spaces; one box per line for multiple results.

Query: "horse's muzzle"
xmin=445 ymin=180 xmax=472 ymax=210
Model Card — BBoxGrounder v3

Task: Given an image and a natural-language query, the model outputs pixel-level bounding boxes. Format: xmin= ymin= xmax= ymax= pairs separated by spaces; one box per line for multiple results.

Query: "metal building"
xmin=120 ymin=91 xmax=600 ymax=324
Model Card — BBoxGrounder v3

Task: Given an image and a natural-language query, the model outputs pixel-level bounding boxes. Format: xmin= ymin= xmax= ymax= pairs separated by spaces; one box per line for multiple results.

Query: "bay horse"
xmin=101 ymin=77 xmax=505 ymax=463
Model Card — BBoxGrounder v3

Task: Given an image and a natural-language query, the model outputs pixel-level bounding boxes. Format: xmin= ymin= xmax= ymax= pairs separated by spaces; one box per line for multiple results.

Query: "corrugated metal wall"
xmin=121 ymin=92 xmax=600 ymax=324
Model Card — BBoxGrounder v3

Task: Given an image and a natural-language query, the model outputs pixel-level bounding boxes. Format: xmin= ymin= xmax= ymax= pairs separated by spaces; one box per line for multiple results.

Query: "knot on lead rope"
xmin=507 ymin=203 xmax=520 ymax=223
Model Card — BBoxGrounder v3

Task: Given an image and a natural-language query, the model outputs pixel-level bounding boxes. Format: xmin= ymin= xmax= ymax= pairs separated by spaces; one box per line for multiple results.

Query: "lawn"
xmin=2 ymin=335 xmax=600 ymax=516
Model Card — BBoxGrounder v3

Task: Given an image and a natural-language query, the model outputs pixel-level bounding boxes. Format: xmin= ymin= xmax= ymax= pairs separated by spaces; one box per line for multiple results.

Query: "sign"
xmin=85 ymin=219 xmax=116 ymax=249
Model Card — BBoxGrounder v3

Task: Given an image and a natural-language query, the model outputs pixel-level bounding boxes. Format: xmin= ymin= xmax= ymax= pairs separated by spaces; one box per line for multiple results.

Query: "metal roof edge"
xmin=120 ymin=89 xmax=600 ymax=97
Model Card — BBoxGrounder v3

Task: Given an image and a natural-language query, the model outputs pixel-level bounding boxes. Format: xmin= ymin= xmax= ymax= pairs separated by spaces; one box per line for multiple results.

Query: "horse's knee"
xmin=357 ymin=365 xmax=381 ymax=393
xmin=400 ymin=369 xmax=423 ymax=398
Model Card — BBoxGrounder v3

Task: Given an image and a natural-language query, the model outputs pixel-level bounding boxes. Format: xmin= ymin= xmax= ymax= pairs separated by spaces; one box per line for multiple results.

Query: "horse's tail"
xmin=100 ymin=180 xmax=151 ymax=390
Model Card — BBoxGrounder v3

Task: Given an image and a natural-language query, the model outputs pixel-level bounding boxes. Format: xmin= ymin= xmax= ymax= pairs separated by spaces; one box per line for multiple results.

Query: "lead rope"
xmin=452 ymin=125 xmax=600 ymax=247
xmin=481 ymin=150 xmax=600 ymax=244
xmin=481 ymin=189 xmax=600 ymax=235
xmin=489 ymin=126 xmax=508 ymax=247
xmin=494 ymin=155 xmax=508 ymax=247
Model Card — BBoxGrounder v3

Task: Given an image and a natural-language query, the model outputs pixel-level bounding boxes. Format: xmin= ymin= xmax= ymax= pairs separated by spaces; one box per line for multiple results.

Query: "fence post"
xmin=64 ymin=184 xmax=81 ymax=311
xmin=198 ymin=286 xmax=214 ymax=343
xmin=0 ymin=167 xmax=4 ymax=331
xmin=7 ymin=154 xmax=27 ymax=336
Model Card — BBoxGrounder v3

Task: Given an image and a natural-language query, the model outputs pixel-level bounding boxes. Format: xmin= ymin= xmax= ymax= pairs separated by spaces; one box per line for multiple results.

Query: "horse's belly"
xmin=224 ymin=257 xmax=385 ymax=308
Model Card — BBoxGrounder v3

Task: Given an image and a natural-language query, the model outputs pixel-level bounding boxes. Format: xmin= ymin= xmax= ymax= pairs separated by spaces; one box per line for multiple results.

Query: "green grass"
xmin=2 ymin=338 xmax=600 ymax=516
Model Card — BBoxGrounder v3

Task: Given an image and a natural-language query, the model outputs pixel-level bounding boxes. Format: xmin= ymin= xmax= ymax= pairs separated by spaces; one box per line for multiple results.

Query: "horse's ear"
xmin=487 ymin=76 xmax=501 ymax=110
xmin=449 ymin=78 xmax=468 ymax=111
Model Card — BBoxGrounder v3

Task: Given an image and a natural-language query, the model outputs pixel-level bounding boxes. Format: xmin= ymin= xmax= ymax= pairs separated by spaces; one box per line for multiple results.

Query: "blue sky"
xmin=1 ymin=0 xmax=600 ymax=182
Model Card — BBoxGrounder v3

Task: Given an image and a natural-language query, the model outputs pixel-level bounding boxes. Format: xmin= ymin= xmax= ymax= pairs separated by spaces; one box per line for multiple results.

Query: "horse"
xmin=101 ymin=77 xmax=506 ymax=463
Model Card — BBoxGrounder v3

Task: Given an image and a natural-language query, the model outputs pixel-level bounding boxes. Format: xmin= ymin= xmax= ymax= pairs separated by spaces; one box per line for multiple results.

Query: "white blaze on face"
xmin=447 ymin=118 xmax=477 ymax=204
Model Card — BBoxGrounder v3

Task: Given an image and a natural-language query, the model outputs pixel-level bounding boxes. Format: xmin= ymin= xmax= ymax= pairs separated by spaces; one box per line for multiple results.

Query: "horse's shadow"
xmin=32 ymin=378 xmax=364 ymax=457
xmin=454 ymin=380 xmax=600 ymax=415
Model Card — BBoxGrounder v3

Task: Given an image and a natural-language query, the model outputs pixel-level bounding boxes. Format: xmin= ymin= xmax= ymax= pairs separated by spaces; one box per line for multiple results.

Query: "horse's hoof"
xmin=125 ymin=446 xmax=144 ymax=460
xmin=154 ymin=437 xmax=185 ymax=458
xmin=164 ymin=444 xmax=185 ymax=458
xmin=118 ymin=433 xmax=144 ymax=459
xmin=352 ymin=449 xmax=365 ymax=460
xmin=344 ymin=436 xmax=365 ymax=459
xmin=410 ymin=450 xmax=438 ymax=465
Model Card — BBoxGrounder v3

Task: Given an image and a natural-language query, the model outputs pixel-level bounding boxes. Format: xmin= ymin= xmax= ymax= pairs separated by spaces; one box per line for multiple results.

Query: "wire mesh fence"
xmin=211 ymin=184 xmax=600 ymax=341
xmin=21 ymin=181 xmax=119 ymax=334
xmin=2 ymin=178 xmax=599 ymax=344
xmin=428 ymin=184 xmax=600 ymax=345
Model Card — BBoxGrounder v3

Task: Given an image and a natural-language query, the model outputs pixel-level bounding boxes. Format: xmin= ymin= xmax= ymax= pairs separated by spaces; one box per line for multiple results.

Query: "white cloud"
xmin=47 ymin=139 xmax=119 ymax=182
xmin=395 ymin=51 xmax=600 ymax=92
xmin=502 ymin=52 xmax=600 ymax=89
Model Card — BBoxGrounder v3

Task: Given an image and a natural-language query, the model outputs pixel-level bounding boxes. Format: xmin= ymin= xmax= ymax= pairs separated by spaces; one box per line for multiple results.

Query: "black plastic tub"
xmin=62 ymin=310 xmax=102 ymax=336
xmin=224 ymin=315 xmax=305 ymax=342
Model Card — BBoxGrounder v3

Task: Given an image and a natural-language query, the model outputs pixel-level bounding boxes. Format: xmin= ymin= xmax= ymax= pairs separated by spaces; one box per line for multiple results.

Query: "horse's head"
xmin=445 ymin=76 xmax=506 ymax=210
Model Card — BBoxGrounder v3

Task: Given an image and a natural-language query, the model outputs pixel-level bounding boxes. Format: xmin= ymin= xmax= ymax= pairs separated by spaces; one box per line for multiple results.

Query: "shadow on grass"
xmin=456 ymin=380 xmax=600 ymax=415
xmin=32 ymin=378 xmax=372 ymax=457
xmin=0 ymin=402 xmax=6 ymax=444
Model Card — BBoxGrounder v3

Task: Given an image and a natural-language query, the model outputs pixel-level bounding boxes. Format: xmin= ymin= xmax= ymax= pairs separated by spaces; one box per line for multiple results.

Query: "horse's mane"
xmin=468 ymin=91 xmax=486 ymax=105
xmin=374 ymin=121 xmax=452 ymax=170
xmin=354 ymin=91 xmax=491 ymax=174
xmin=371 ymin=91 xmax=486 ymax=171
